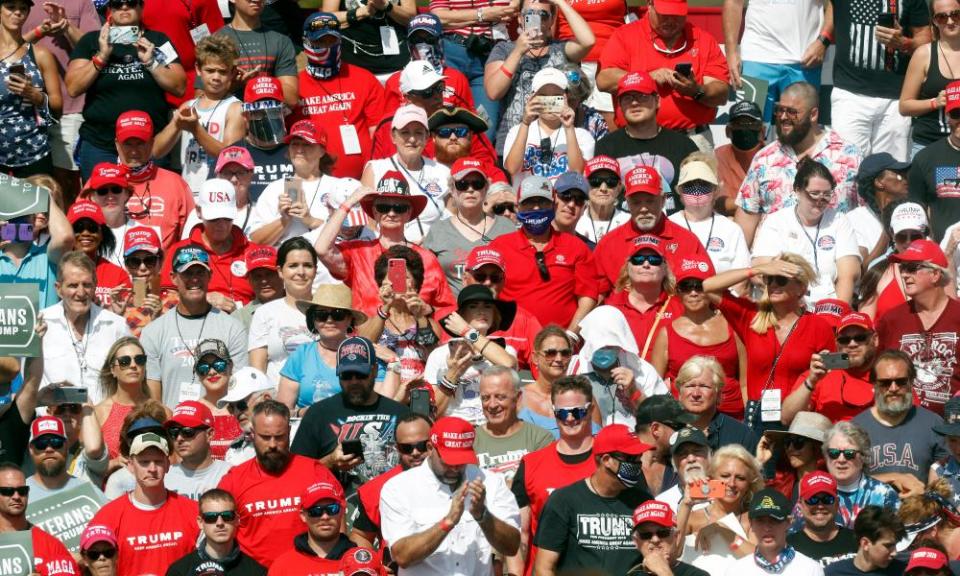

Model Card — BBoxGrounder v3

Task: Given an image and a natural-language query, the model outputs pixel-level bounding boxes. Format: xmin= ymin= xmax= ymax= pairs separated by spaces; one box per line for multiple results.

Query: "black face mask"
xmin=730 ymin=129 xmax=761 ymax=151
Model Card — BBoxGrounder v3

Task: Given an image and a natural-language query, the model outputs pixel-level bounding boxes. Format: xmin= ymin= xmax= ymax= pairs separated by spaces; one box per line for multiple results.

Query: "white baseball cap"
xmin=217 ymin=367 xmax=274 ymax=408
xmin=198 ymin=178 xmax=238 ymax=222
xmin=532 ymin=68 xmax=568 ymax=93
xmin=399 ymin=60 xmax=444 ymax=94
xmin=891 ymin=202 xmax=928 ymax=235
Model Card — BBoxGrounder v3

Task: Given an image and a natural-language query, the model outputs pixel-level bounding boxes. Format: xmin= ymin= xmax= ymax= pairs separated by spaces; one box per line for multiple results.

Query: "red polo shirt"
xmin=794 ymin=367 xmax=875 ymax=423
xmin=599 ymin=16 xmax=729 ymax=130
xmin=603 ymin=289 xmax=685 ymax=359
xmin=594 ymin=216 xmax=707 ymax=295
xmin=489 ymin=229 xmax=600 ymax=329
xmin=357 ymin=465 xmax=403 ymax=540
xmin=160 ymin=225 xmax=254 ymax=305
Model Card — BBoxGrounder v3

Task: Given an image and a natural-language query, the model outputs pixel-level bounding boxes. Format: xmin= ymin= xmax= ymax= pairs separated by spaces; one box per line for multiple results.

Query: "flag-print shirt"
xmin=836 ymin=474 xmax=900 ymax=529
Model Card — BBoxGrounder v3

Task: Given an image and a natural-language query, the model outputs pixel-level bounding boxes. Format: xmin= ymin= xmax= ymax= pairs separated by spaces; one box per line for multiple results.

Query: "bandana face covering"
xmin=304 ymin=36 xmax=342 ymax=80
xmin=680 ymin=182 xmax=714 ymax=207
xmin=754 ymin=545 xmax=796 ymax=574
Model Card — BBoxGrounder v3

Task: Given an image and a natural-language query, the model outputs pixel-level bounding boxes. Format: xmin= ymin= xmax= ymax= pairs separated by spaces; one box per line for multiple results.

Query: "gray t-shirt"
xmin=212 ymin=27 xmax=298 ymax=78
xmin=231 ymin=299 xmax=264 ymax=332
xmin=473 ymin=422 xmax=554 ymax=486
xmin=164 ymin=459 xmax=233 ymax=501
xmin=422 ymin=216 xmax=516 ymax=296
xmin=141 ymin=307 xmax=249 ymax=408
xmin=25 ymin=474 xmax=100 ymax=502
xmin=853 ymin=406 xmax=949 ymax=481
xmin=486 ymin=41 xmax=573 ymax=155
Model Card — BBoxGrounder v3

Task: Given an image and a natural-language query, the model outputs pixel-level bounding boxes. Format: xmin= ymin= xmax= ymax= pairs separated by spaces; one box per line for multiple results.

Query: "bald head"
xmin=781 ymin=82 xmax=819 ymax=111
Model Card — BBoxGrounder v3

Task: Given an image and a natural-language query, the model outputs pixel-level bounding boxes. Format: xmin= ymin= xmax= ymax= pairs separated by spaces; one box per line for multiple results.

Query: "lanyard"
xmin=794 ymin=206 xmax=822 ymax=275
xmin=65 ymin=305 xmax=92 ymax=381
xmin=682 ymin=212 xmax=715 ymax=250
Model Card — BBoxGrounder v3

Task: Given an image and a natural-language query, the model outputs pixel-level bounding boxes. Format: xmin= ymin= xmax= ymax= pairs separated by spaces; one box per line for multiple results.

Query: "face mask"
xmin=730 ymin=129 xmax=760 ymax=151
xmin=304 ymin=37 xmax=342 ymax=80
xmin=681 ymin=182 xmax=715 ymax=208
xmin=412 ymin=42 xmax=443 ymax=73
xmin=243 ymin=101 xmax=286 ymax=147
xmin=614 ymin=458 xmax=643 ymax=488
xmin=516 ymin=208 xmax=555 ymax=235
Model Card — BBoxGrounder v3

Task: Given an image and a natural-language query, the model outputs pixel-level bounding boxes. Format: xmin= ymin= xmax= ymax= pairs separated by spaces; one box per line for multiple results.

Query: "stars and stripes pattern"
xmin=935 ymin=166 xmax=960 ymax=198
xmin=845 ymin=0 xmax=905 ymax=72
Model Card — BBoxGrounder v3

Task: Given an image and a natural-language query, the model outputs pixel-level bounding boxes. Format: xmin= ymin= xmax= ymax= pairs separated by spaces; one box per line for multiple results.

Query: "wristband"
xmin=91 ymin=55 xmax=105 ymax=70
xmin=901 ymin=37 xmax=914 ymax=53
xmin=500 ymin=65 xmax=514 ymax=79
xmin=931 ymin=98 xmax=939 ymax=110
xmin=33 ymin=26 xmax=45 ymax=39
xmin=377 ymin=306 xmax=388 ymax=320
xmin=346 ymin=8 xmax=359 ymax=26
xmin=819 ymin=29 xmax=834 ymax=43
xmin=729 ymin=536 xmax=745 ymax=551
xmin=439 ymin=375 xmax=458 ymax=391
xmin=440 ymin=518 xmax=455 ymax=532
xmin=746 ymin=268 xmax=755 ymax=279
xmin=479 ymin=339 xmax=492 ymax=356
xmin=804 ymin=378 xmax=815 ymax=392
xmin=630 ymin=389 xmax=643 ymax=403
xmin=817 ymin=33 xmax=831 ymax=47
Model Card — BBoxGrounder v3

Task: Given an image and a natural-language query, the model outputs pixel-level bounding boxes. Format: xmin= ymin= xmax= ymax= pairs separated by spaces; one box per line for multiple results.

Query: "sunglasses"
xmin=454 ymin=178 xmax=487 ymax=192
xmin=629 ymin=253 xmax=664 ymax=267
xmin=168 ymin=426 xmax=207 ymax=439
xmin=407 ymin=83 xmax=444 ymax=100
xmin=895 ymin=231 xmax=924 ymax=244
xmin=553 ymin=404 xmax=590 ymax=421
xmin=375 ymin=203 xmax=410 ymax=215
xmin=557 ymin=190 xmax=587 ymax=206
xmin=94 ymin=186 xmax=126 ymax=196
xmin=436 ymin=126 xmax=470 ymax=139
xmin=0 ymin=485 xmax=28 ymax=497
xmin=900 ymin=261 xmax=931 ymax=274
xmin=951 ymin=109 xmax=960 ymax=121
xmin=784 ymin=436 xmax=810 ymax=450
xmin=313 ymin=308 xmax=349 ymax=322
xmin=837 ymin=333 xmax=871 ymax=346
xmin=588 ymin=175 xmax=620 ymax=188
xmin=541 ymin=348 xmax=572 ymax=358
xmin=492 ymin=202 xmax=517 ymax=215
xmin=535 ymin=251 xmax=550 ymax=281
xmin=115 ymin=354 xmax=147 ymax=368
xmin=635 ymin=528 xmax=673 ymax=541
xmin=396 ymin=440 xmax=429 ymax=454
xmin=804 ymin=189 xmax=833 ymax=202
xmin=826 ymin=448 xmax=859 ymax=460
xmin=677 ymin=279 xmax=703 ymax=294
xmin=340 ymin=371 xmax=367 ymax=381
xmin=72 ymin=221 xmax=100 ymax=235
xmin=764 ymin=275 xmax=790 ymax=287
xmin=876 ymin=377 xmax=910 ymax=389
xmin=108 ymin=0 xmax=141 ymax=7
xmin=804 ymin=494 xmax=836 ymax=506
xmin=83 ymin=548 xmax=117 ymax=561
xmin=773 ymin=104 xmax=801 ymax=119
xmin=124 ymin=255 xmax=159 ymax=269
xmin=51 ymin=403 xmax=83 ymax=415
xmin=201 ymin=510 xmax=237 ymax=523
xmin=306 ymin=502 xmax=342 ymax=518
xmin=308 ymin=16 xmax=340 ymax=30
xmin=197 ymin=359 xmax=230 ymax=375
xmin=31 ymin=436 xmax=66 ymax=451
xmin=229 ymin=399 xmax=248 ymax=413
xmin=471 ymin=271 xmax=504 ymax=284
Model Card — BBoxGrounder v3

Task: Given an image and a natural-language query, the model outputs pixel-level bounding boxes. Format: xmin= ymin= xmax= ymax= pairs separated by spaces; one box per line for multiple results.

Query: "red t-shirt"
xmin=125 ymin=167 xmax=196 ymax=254
xmin=382 ymin=67 xmax=475 ymax=114
xmin=716 ymin=295 xmax=836 ymax=401
xmin=89 ymin=492 xmax=200 ymax=576
xmin=876 ymin=298 xmax=960 ymax=415
xmin=94 ymin=256 xmax=132 ymax=309
xmin=488 ymin=230 xmax=600 ymax=329
xmin=336 ymin=239 xmax=457 ymax=318
xmin=493 ymin=305 xmax=543 ymax=374
xmin=556 ymin=0 xmax=630 ymax=62
xmin=593 ymin=216 xmax=707 ymax=295
xmin=217 ymin=454 xmax=338 ymax=567
xmin=294 ymin=64 xmax=387 ymax=180
xmin=160 ymin=225 xmax=254 ymax=305
xmin=665 ymin=321 xmax=744 ymax=417
xmin=603 ymin=290 xmax=684 ymax=359
xmin=795 ymin=368 xmax=874 ymax=423
xmin=599 ymin=16 xmax=729 ymax=130
xmin=357 ymin=465 xmax=403 ymax=539
xmin=32 ymin=526 xmax=80 ymax=576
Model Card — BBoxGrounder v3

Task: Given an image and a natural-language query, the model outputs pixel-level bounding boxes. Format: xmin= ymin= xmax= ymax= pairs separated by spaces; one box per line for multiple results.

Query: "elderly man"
xmin=381 ymin=416 xmax=520 ymax=576
xmin=675 ymin=356 xmax=759 ymax=453
xmin=25 ymin=415 xmax=103 ymax=500
xmin=164 ymin=401 xmax=233 ymax=500
xmin=787 ymin=471 xmax=858 ymax=568
xmin=824 ymin=506 xmax=907 ymax=575
xmin=627 ymin=500 xmax=709 ymax=576
xmin=657 ymin=426 xmax=711 ymax=513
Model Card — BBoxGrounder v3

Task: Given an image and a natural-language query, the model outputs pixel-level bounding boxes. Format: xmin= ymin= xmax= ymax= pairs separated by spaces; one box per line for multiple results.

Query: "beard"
xmin=256 ymin=449 xmax=290 ymax=474
xmin=777 ymin=115 xmax=813 ymax=147
xmin=876 ymin=391 xmax=912 ymax=417
xmin=434 ymin=139 xmax=470 ymax=166
xmin=38 ymin=458 xmax=66 ymax=478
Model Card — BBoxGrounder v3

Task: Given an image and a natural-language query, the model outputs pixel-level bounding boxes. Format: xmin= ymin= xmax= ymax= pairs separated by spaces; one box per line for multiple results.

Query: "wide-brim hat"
xmin=428 ymin=107 xmax=488 ymax=133
xmin=359 ymin=170 xmax=429 ymax=221
xmin=764 ymin=411 xmax=832 ymax=444
xmin=443 ymin=285 xmax=516 ymax=334
xmin=297 ymin=284 xmax=368 ymax=326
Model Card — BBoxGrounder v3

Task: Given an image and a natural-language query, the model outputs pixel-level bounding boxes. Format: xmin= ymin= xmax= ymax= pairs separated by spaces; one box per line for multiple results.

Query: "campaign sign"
xmin=0 ymin=529 xmax=33 ymax=575
xmin=735 ymin=75 xmax=769 ymax=111
xmin=0 ymin=284 xmax=40 ymax=357
xmin=26 ymin=482 xmax=107 ymax=553
xmin=0 ymin=174 xmax=48 ymax=219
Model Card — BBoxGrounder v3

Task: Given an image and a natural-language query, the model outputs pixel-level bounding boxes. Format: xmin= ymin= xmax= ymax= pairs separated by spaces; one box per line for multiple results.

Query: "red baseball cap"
xmin=80 ymin=525 xmax=118 ymax=552
xmin=67 ymin=201 xmax=106 ymax=226
xmin=654 ymin=0 xmax=688 ymax=16
xmin=430 ymin=417 xmax=478 ymax=465
xmin=798 ymin=471 xmax=838 ymax=501
xmin=633 ymin=500 xmax=674 ymax=528
xmin=618 ymin=71 xmax=657 ymax=97
xmin=244 ymin=76 xmax=283 ymax=103
xmin=165 ymin=400 xmax=214 ymax=429
xmin=947 ymin=81 xmax=960 ymax=114
xmin=466 ymin=246 xmax=505 ymax=272
xmin=215 ymin=146 xmax=255 ymax=174
xmin=116 ymin=110 xmax=153 ymax=142
xmin=301 ymin=479 xmax=346 ymax=509
xmin=813 ymin=299 xmax=852 ymax=328
xmin=340 ymin=547 xmax=382 ymax=576
xmin=889 ymin=239 xmax=949 ymax=268
xmin=674 ymin=256 xmax=714 ymax=282
xmin=285 ymin=119 xmax=328 ymax=147
xmin=451 ymin=157 xmax=487 ymax=181
xmin=838 ymin=311 xmax=874 ymax=333
xmin=585 ymin=155 xmax=620 ymax=178
xmin=85 ymin=162 xmax=129 ymax=191
xmin=30 ymin=416 xmax=66 ymax=442
xmin=624 ymin=166 xmax=662 ymax=196
xmin=631 ymin=235 xmax=665 ymax=258
xmin=594 ymin=424 xmax=654 ymax=456
xmin=123 ymin=226 xmax=161 ymax=257
xmin=906 ymin=547 xmax=949 ymax=572
xmin=244 ymin=244 xmax=278 ymax=274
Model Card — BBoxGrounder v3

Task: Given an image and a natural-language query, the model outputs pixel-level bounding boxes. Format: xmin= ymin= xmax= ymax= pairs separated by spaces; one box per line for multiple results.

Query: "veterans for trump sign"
xmin=0 ymin=284 xmax=40 ymax=357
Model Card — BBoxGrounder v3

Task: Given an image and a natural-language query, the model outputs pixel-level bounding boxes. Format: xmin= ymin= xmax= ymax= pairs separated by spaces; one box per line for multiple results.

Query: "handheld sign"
xmin=0 ymin=174 xmax=49 ymax=219
xmin=0 ymin=530 xmax=33 ymax=576
xmin=26 ymin=482 xmax=107 ymax=553
xmin=0 ymin=284 xmax=40 ymax=357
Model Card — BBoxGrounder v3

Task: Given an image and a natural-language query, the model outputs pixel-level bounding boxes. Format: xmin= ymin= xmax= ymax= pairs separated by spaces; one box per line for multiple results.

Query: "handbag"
xmin=744 ymin=313 xmax=802 ymax=433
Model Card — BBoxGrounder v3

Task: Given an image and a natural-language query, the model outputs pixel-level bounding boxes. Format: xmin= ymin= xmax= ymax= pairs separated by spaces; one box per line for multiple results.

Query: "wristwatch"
xmin=464 ymin=329 xmax=480 ymax=344
xmin=693 ymin=86 xmax=705 ymax=101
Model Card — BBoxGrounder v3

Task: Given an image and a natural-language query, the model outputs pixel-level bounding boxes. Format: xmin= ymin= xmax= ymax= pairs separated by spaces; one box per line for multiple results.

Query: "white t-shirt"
xmin=845 ymin=206 xmax=884 ymax=254
xmin=752 ymin=207 xmax=861 ymax=303
xmin=668 ymin=211 xmax=752 ymax=274
xmin=502 ymin=123 xmax=595 ymax=188
xmin=365 ymin=156 xmax=450 ymax=244
xmin=249 ymin=174 xmax=361 ymax=246
xmin=739 ymin=0 xmax=824 ymax=65
xmin=940 ymin=221 xmax=960 ymax=289
xmin=423 ymin=342 xmax=517 ymax=426
xmin=180 ymin=95 xmax=240 ymax=194
xmin=722 ymin=551 xmax=824 ymax=576
xmin=164 ymin=459 xmax=233 ymax=501
xmin=247 ymin=298 xmax=314 ymax=385
xmin=575 ymin=209 xmax=631 ymax=243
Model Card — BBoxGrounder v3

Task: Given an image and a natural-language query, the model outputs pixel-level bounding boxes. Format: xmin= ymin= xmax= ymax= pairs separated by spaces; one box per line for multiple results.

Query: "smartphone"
xmin=674 ymin=62 xmax=693 ymax=77
xmin=109 ymin=26 xmax=139 ymax=45
xmin=341 ymin=439 xmax=364 ymax=459
xmin=694 ymin=479 xmax=727 ymax=499
xmin=284 ymin=177 xmax=302 ymax=204
xmin=38 ymin=386 xmax=88 ymax=407
xmin=821 ymin=352 xmax=850 ymax=370
xmin=876 ymin=13 xmax=897 ymax=28
xmin=132 ymin=277 xmax=147 ymax=306
xmin=538 ymin=95 xmax=565 ymax=114
xmin=8 ymin=64 xmax=25 ymax=78
xmin=410 ymin=388 xmax=431 ymax=417
xmin=388 ymin=258 xmax=407 ymax=294
xmin=448 ymin=338 xmax=469 ymax=358
xmin=523 ymin=11 xmax=542 ymax=37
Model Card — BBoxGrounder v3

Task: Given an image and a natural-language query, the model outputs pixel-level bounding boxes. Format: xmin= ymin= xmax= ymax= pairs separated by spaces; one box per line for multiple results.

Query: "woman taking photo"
xmin=423 ymin=157 xmax=515 ymax=295
xmin=192 ymin=338 xmax=243 ymax=460
xmin=248 ymin=237 xmax=317 ymax=384
xmin=861 ymin=201 xmax=932 ymax=319
xmin=109 ymin=226 xmax=176 ymax=336
xmin=94 ymin=336 xmax=154 ymax=470
xmin=0 ymin=0 xmax=61 ymax=177
xmin=755 ymin=411 xmax=831 ymax=501
xmin=651 ymin=255 xmax=747 ymax=419
xmin=67 ymin=200 xmax=130 ymax=309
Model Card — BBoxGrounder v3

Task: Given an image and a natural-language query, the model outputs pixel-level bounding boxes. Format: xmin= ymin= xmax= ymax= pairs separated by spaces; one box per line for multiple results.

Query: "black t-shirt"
xmin=832 ymin=0 xmax=929 ymax=99
xmin=209 ymin=139 xmax=294 ymax=203
xmin=70 ymin=30 xmax=175 ymax=150
xmin=825 ymin=557 xmax=908 ymax=575
xmin=787 ymin=528 xmax=857 ymax=568
xmin=707 ymin=412 xmax=760 ymax=454
xmin=594 ymin=128 xmax=699 ymax=215
xmin=534 ymin=479 xmax=651 ymax=576
xmin=0 ymin=403 xmax=30 ymax=466
xmin=908 ymin=137 xmax=960 ymax=241
xmin=627 ymin=559 xmax=709 ymax=576
xmin=336 ymin=0 xmax=409 ymax=75
xmin=165 ymin=549 xmax=267 ymax=576
xmin=510 ymin=449 xmax=593 ymax=508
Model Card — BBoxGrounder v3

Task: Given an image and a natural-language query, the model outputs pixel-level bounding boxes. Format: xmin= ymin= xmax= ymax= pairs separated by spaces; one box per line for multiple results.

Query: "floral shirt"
xmin=736 ymin=127 xmax=863 ymax=216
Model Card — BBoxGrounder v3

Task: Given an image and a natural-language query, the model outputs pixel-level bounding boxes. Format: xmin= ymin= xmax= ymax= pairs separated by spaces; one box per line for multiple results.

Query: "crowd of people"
xmin=5 ymin=0 xmax=960 ymax=574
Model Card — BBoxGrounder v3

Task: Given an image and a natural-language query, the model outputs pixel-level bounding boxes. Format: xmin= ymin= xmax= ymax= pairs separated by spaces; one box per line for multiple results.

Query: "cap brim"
xmin=452 ymin=167 xmax=486 ymax=180
xmin=888 ymin=251 xmax=927 ymax=264
xmin=749 ymin=510 xmax=787 ymax=521
xmin=174 ymin=261 xmax=211 ymax=274
xmin=337 ymin=364 xmax=373 ymax=377
xmin=625 ymin=188 xmax=661 ymax=197
xmin=201 ymin=207 xmax=238 ymax=222
xmin=437 ymin=446 xmax=479 ymax=466
xmin=933 ymin=422 xmax=960 ymax=436
xmin=164 ymin=416 xmax=206 ymax=429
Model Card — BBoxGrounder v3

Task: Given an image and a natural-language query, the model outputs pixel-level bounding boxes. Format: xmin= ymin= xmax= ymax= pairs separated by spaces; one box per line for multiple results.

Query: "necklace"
xmin=174 ymin=308 xmax=209 ymax=365
xmin=794 ymin=205 xmax=822 ymax=275
xmin=682 ymin=211 xmax=715 ymax=251
xmin=587 ymin=206 xmax=616 ymax=241
xmin=65 ymin=305 xmax=91 ymax=382
xmin=456 ymin=212 xmax=490 ymax=242
xmin=941 ymin=41 xmax=958 ymax=80
xmin=0 ymin=42 xmax=23 ymax=64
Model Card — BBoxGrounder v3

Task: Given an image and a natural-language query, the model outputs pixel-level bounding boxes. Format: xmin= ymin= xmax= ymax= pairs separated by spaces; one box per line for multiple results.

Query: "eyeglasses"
xmin=557 ymin=191 xmax=587 ymax=206
xmin=589 ymin=175 xmax=620 ymax=189
xmin=773 ymin=104 xmax=802 ymax=119
xmin=396 ymin=440 xmax=429 ymax=454
xmin=876 ymin=377 xmax=910 ymax=389
xmin=51 ymin=403 xmax=83 ymax=415
xmin=306 ymin=502 xmax=342 ymax=518
xmin=168 ymin=426 xmax=207 ymax=439
xmin=31 ymin=436 xmax=66 ymax=451
xmin=94 ymin=186 xmax=126 ymax=196
xmin=492 ymin=202 xmax=516 ymax=215
xmin=83 ymin=548 xmax=117 ymax=561
xmin=784 ymin=436 xmax=810 ymax=450
xmin=541 ymin=348 xmax=572 ymax=358
xmin=124 ymin=255 xmax=159 ymax=269
xmin=115 ymin=354 xmax=147 ymax=368
xmin=837 ymin=333 xmax=871 ymax=346
xmin=340 ymin=371 xmax=367 ymax=381
xmin=201 ymin=510 xmax=238 ymax=523
xmin=454 ymin=178 xmax=487 ymax=192
xmin=435 ymin=126 xmax=470 ymax=139
xmin=629 ymin=253 xmax=664 ymax=267
xmin=535 ymin=251 xmax=550 ymax=281
xmin=764 ymin=275 xmax=790 ymax=287
xmin=72 ymin=221 xmax=100 ymax=235
xmin=804 ymin=494 xmax=836 ymax=506
xmin=308 ymin=15 xmax=340 ymax=30
xmin=804 ymin=189 xmax=833 ymax=201
xmin=375 ymin=203 xmax=410 ymax=215
xmin=407 ymin=83 xmax=444 ymax=100
xmin=471 ymin=271 xmax=504 ymax=284
xmin=899 ymin=261 xmax=932 ymax=274
xmin=826 ymin=448 xmax=859 ymax=460
xmin=895 ymin=231 xmax=924 ymax=244
xmin=935 ymin=8 xmax=960 ymax=24
xmin=313 ymin=308 xmax=349 ymax=323
xmin=197 ymin=359 xmax=229 ymax=375
xmin=0 ymin=486 xmax=29 ymax=497
xmin=553 ymin=404 xmax=590 ymax=421
xmin=677 ymin=279 xmax=704 ymax=294
xmin=635 ymin=528 xmax=673 ymax=541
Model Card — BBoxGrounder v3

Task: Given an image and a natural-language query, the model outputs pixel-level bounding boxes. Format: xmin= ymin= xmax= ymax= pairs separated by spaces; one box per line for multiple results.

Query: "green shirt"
xmin=473 ymin=421 xmax=553 ymax=486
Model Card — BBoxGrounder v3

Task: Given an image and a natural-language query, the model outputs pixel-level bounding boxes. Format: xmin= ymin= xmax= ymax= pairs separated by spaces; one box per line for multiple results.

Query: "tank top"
xmin=180 ymin=95 xmax=240 ymax=194
xmin=102 ymin=402 xmax=134 ymax=460
xmin=0 ymin=45 xmax=50 ymax=167
xmin=875 ymin=271 xmax=907 ymax=322
xmin=665 ymin=321 xmax=745 ymax=418
xmin=209 ymin=413 xmax=243 ymax=461
xmin=915 ymin=42 xmax=955 ymax=145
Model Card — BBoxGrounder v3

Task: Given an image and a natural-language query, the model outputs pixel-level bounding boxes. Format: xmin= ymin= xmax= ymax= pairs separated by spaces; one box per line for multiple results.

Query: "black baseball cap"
xmin=729 ymin=100 xmax=762 ymax=123
xmin=635 ymin=395 xmax=695 ymax=429
xmin=670 ymin=426 xmax=710 ymax=456
xmin=749 ymin=488 xmax=790 ymax=521
xmin=859 ymin=152 xmax=910 ymax=182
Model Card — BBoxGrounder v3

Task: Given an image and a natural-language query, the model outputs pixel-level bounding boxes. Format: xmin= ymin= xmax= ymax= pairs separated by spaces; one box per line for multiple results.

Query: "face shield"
xmin=242 ymin=100 xmax=286 ymax=147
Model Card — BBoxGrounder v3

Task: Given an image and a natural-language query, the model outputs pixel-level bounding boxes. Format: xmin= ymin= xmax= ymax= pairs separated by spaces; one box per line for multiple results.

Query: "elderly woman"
xmin=192 ymin=338 xmax=243 ymax=460
xmin=824 ymin=420 xmax=900 ymax=528
xmin=756 ymin=411 xmax=831 ymax=502
xmin=576 ymin=155 xmax=629 ymax=244
xmin=79 ymin=524 xmax=118 ymax=576
xmin=94 ymin=336 xmax=153 ymax=467
xmin=483 ymin=182 xmax=518 ymax=223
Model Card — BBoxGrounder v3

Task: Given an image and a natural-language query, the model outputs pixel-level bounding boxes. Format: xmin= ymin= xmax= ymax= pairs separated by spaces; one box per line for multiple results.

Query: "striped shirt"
xmin=429 ymin=0 xmax=513 ymax=38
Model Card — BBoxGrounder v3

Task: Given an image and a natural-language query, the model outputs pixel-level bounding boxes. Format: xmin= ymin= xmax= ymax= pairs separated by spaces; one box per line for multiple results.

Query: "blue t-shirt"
xmin=0 ymin=243 xmax=57 ymax=308
xmin=280 ymin=341 xmax=386 ymax=408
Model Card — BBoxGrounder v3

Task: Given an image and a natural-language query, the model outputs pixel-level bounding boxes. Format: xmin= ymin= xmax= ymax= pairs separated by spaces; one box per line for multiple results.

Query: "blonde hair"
xmin=679 ymin=151 xmax=718 ymax=174
xmin=26 ymin=174 xmax=64 ymax=211
xmin=709 ymin=445 xmax=765 ymax=510
xmin=899 ymin=478 xmax=959 ymax=528
xmin=614 ymin=255 xmax=676 ymax=294
xmin=675 ymin=355 xmax=725 ymax=392
xmin=195 ymin=34 xmax=239 ymax=69
xmin=99 ymin=336 xmax=149 ymax=400
xmin=749 ymin=252 xmax=816 ymax=334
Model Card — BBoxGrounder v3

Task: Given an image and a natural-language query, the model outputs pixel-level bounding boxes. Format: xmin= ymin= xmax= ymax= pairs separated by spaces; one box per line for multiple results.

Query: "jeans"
xmin=443 ymin=37 xmax=500 ymax=144
xmin=76 ymin=138 xmax=118 ymax=181
xmin=741 ymin=61 xmax=821 ymax=123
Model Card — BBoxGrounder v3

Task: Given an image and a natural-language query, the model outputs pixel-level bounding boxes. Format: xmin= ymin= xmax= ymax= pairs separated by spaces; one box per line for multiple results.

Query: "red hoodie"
xmin=160 ymin=225 xmax=254 ymax=304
